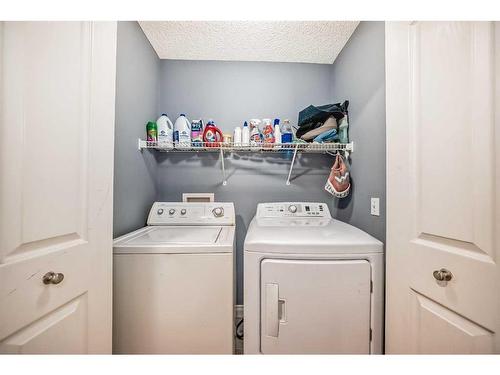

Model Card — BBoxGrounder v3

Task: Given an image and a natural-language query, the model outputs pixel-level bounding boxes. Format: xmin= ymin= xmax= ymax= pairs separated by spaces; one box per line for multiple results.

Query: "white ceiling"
xmin=139 ymin=21 xmax=359 ymax=64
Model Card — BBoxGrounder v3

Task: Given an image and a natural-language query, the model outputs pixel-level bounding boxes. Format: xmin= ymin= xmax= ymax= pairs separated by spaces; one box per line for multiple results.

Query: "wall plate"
xmin=371 ymin=197 xmax=380 ymax=216
xmin=182 ymin=193 xmax=214 ymax=202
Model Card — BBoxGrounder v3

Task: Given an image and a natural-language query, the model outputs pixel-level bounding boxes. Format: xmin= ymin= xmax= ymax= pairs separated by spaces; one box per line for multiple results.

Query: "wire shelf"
xmin=138 ymin=139 xmax=354 ymax=154
xmin=137 ymin=139 xmax=354 ymax=186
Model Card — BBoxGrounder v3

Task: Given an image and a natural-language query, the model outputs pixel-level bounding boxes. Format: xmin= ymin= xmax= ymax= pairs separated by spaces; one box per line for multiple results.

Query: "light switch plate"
xmin=371 ymin=198 xmax=380 ymax=216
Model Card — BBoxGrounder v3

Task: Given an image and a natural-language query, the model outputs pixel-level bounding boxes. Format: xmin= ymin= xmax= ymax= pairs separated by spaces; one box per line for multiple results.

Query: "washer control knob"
xmin=157 ymin=208 xmax=164 ymax=215
xmin=288 ymin=205 xmax=298 ymax=213
xmin=212 ymin=207 xmax=224 ymax=217
xmin=180 ymin=209 xmax=187 ymax=215
xmin=169 ymin=209 xmax=176 ymax=215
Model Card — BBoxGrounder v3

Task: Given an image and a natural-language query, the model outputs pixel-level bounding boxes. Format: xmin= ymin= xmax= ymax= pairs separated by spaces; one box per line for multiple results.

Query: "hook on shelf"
xmin=326 ymin=148 xmax=350 ymax=159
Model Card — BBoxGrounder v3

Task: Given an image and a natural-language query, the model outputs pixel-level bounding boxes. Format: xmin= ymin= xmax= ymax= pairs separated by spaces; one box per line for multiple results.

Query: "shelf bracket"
xmin=286 ymin=144 xmax=299 ymax=186
xmin=220 ymin=147 xmax=227 ymax=186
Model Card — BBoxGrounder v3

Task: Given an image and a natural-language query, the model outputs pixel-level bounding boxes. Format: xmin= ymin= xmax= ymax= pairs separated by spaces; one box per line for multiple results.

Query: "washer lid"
xmin=113 ymin=225 xmax=235 ymax=254
xmin=120 ymin=226 xmax=222 ymax=246
xmin=244 ymin=217 xmax=383 ymax=254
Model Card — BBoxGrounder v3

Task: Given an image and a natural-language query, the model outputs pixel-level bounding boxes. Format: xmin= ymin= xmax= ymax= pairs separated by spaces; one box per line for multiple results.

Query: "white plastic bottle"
xmin=156 ymin=113 xmax=174 ymax=148
xmin=242 ymin=121 xmax=250 ymax=147
xmin=274 ymin=124 xmax=282 ymax=149
xmin=173 ymin=114 xmax=191 ymax=148
xmin=233 ymin=126 xmax=242 ymax=146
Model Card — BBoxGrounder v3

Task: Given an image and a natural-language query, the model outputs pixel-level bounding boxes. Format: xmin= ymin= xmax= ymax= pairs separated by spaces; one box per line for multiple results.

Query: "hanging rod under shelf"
xmin=137 ymin=139 xmax=354 ymax=186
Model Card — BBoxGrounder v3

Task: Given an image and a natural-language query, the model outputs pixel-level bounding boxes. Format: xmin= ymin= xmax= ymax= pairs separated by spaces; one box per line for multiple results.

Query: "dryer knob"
xmin=169 ymin=209 xmax=176 ymax=215
xmin=288 ymin=205 xmax=298 ymax=213
xmin=213 ymin=207 xmax=224 ymax=217
xmin=157 ymin=208 xmax=164 ymax=215
xmin=180 ymin=209 xmax=187 ymax=215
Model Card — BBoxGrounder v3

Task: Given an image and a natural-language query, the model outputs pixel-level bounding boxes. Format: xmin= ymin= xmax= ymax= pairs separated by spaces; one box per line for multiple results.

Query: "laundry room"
xmin=111 ymin=20 xmax=386 ymax=354
xmin=1 ymin=7 xmax=499 ymax=367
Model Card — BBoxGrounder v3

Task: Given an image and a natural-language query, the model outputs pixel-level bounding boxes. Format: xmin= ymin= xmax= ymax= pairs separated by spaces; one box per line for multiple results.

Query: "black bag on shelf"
xmin=296 ymin=100 xmax=349 ymax=139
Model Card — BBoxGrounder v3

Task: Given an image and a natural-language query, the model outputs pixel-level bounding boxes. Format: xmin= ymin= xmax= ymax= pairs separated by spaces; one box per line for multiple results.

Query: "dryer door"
xmin=260 ymin=259 xmax=371 ymax=354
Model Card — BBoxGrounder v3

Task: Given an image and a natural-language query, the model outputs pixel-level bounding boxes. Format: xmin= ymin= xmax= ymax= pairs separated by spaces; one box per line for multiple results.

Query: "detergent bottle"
xmin=173 ymin=114 xmax=191 ymax=148
xmin=203 ymin=120 xmax=224 ymax=147
xmin=191 ymin=119 xmax=204 ymax=147
xmin=146 ymin=121 xmax=157 ymax=142
xmin=262 ymin=118 xmax=275 ymax=147
xmin=156 ymin=114 xmax=174 ymax=148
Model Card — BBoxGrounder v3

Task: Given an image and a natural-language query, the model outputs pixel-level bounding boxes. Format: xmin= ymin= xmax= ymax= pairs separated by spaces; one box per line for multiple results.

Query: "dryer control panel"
xmin=147 ymin=202 xmax=235 ymax=226
xmin=256 ymin=202 xmax=331 ymax=218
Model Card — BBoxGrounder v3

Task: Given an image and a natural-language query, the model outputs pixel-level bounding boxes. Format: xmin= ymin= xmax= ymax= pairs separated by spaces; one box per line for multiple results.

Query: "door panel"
xmin=0 ymin=246 xmax=89 ymax=340
xmin=386 ymin=21 xmax=500 ymax=353
xmin=19 ymin=22 xmax=90 ymax=248
xmin=0 ymin=294 xmax=88 ymax=354
xmin=415 ymin=23 xmax=495 ymax=249
xmin=260 ymin=259 xmax=371 ymax=354
xmin=409 ymin=238 xmax=497 ymax=331
xmin=0 ymin=22 xmax=116 ymax=353
xmin=409 ymin=290 xmax=494 ymax=354
xmin=1 ymin=22 xmax=91 ymax=262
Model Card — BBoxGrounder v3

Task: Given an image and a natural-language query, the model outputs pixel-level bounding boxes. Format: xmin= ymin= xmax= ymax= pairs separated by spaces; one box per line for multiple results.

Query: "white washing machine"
xmin=113 ymin=202 xmax=235 ymax=354
xmin=244 ymin=202 xmax=384 ymax=354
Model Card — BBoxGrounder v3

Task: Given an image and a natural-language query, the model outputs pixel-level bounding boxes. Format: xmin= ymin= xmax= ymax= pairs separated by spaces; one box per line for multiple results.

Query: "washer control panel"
xmin=147 ymin=202 xmax=235 ymax=226
xmin=256 ymin=202 xmax=331 ymax=218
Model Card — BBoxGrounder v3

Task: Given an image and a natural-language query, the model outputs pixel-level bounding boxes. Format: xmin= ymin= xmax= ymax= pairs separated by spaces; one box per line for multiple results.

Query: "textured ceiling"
xmin=139 ymin=21 xmax=359 ymax=64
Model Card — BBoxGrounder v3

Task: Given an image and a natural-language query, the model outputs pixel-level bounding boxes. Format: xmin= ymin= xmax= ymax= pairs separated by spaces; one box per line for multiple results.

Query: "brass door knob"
xmin=433 ymin=268 xmax=453 ymax=282
xmin=42 ymin=271 xmax=64 ymax=285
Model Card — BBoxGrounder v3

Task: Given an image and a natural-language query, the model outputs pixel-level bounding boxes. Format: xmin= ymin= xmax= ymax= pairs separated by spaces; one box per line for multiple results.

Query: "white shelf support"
xmin=286 ymin=144 xmax=299 ymax=186
xmin=220 ymin=147 xmax=227 ymax=186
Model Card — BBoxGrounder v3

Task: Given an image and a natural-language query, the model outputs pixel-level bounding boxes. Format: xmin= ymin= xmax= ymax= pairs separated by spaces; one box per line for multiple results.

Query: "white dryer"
xmin=113 ymin=202 xmax=235 ymax=354
xmin=244 ymin=202 xmax=383 ymax=354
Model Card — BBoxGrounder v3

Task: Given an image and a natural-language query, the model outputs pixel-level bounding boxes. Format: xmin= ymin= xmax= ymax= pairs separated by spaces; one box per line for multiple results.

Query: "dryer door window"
xmin=260 ymin=259 xmax=371 ymax=354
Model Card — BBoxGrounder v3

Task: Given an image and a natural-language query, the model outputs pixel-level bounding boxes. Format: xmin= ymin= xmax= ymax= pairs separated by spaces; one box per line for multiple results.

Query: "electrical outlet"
xmin=371 ymin=198 xmax=380 ymax=216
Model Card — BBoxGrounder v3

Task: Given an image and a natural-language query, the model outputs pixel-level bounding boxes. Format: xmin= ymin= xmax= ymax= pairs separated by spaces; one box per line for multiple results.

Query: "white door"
xmin=0 ymin=22 xmax=116 ymax=354
xmin=260 ymin=259 xmax=371 ymax=354
xmin=386 ymin=21 xmax=500 ymax=354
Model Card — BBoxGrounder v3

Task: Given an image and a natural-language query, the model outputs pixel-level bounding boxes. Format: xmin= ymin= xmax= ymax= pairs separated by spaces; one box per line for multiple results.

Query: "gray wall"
xmin=158 ymin=60 xmax=332 ymax=132
xmin=113 ymin=21 xmax=160 ymax=237
xmin=329 ymin=21 xmax=386 ymax=243
xmin=156 ymin=61 xmax=335 ymax=303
